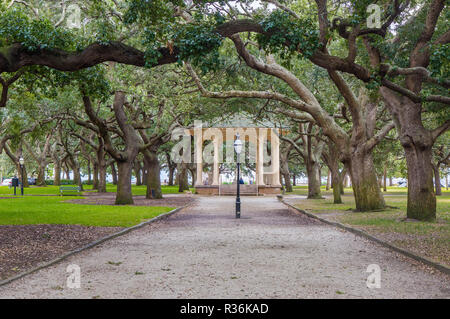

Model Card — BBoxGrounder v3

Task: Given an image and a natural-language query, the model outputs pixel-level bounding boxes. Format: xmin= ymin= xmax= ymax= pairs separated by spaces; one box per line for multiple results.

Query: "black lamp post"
xmin=19 ymin=156 xmax=24 ymax=196
xmin=234 ymin=133 xmax=243 ymax=219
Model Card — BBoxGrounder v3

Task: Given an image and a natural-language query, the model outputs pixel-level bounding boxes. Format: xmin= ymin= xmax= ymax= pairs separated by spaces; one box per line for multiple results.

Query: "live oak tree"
xmin=0 ymin=95 xmax=56 ymax=186
xmin=281 ymin=123 xmax=326 ymax=199
xmin=57 ymin=123 xmax=84 ymax=191
xmin=23 ymin=131 xmax=52 ymax=186
xmin=322 ymin=139 xmax=347 ymax=204
xmin=75 ymin=129 xmax=112 ymax=193
xmin=340 ymin=0 xmax=449 ymax=220
xmin=81 ymin=91 xmax=144 ymax=204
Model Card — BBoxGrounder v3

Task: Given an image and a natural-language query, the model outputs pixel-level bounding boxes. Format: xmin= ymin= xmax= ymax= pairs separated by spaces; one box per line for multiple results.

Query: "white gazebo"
xmin=189 ymin=116 xmax=286 ymax=195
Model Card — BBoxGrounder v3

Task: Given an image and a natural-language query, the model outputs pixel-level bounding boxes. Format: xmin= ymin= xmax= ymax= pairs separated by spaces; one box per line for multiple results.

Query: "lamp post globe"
xmin=234 ymin=134 xmax=242 ymax=218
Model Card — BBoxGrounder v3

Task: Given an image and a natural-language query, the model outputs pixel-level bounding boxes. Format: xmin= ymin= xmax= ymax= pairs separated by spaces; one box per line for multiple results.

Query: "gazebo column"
xmin=195 ymin=127 xmax=203 ymax=186
xmin=257 ymin=128 xmax=265 ymax=186
xmin=212 ymin=136 xmax=220 ymax=186
xmin=271 ymin=128 xmax=281 ymax=186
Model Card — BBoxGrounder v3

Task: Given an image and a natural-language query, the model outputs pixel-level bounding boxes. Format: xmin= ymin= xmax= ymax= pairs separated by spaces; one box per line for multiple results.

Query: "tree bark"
xmin=134 ymin=161 xmax=142 ymax=186
xmin=331 ymin=169 xmax=342 ymax=204
xmin=98 ymin=163 xmax=107 ymax=193
xmin=292 ymin=173 xmax=296 ymax=186
xmin=280 ymin=154 xmax=292 ymax=192
xmin=111 ymin=162 xmax=118 ymax=185
xmin=143 ymin=150 xmax=162 ymax=199
xmin=54 ymin=161 xmax=61 ymax=186
xmin=403 ymin=142 xmax=436 ymax=220
xmin=280 ymin=147 xmax=293 ymax=192
xmin=87 ymin=160 xmax=92 ymax=185
xmin=72 ymin=167 xmax=83 ymax=190
xmin=188 ymin=167 xmax=196 ymax=188
xmin=307 ymin=161 xmax=322 ymax=199
xmin=383 ymin=163 xmax=387 ymax=192
xmin=326 ymin=169 xmax=331 ymax=190
xmin=345 ymin=150 xmax=385 ymax=211
xmin=339 ymin=171 xmax=346 ymax=195
xmin=92 ymin=162 xmax=99 ymax=190
xmin=433 ymin=164 xmax=442 ymax=196
xmin=178 ymin=163 xmax=189 ymax=192
xmin=168 ymin=166 xmax=175 ymax=186
xmin=325 ymin=149 xmax=343 ymax=204
xmin=67 ymin=156 xmax=84 ymax=191
xmin=282 ymin=171 xmax=292 ymax=192
xmin=116 ymin=160 xmax=134 ymax=205
xmin=36 ymin=164 xmax=46 ymax=186
xmin=64 ymin=165 xmax=70 ymax=180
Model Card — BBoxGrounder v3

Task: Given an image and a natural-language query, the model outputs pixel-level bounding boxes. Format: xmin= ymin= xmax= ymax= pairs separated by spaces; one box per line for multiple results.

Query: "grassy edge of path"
xmin=289 ymin=188 xmax=449 ymax=268
xmin=0 ymin=196 xmax=175 ymax=227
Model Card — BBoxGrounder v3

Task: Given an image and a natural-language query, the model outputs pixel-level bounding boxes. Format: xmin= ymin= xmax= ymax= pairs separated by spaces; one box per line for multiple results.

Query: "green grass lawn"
xmin=289 ymin=186 xmax=450 ymax=266
xmin=0 ymin=196 xmax=174 ymax=227
xmin=0 ymin=184 xmax=193 ymax=196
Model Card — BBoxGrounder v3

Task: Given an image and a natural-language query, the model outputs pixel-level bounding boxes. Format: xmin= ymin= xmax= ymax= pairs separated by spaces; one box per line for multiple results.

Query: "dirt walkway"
xmin=0 ymin=196 xmax=448 ymax=298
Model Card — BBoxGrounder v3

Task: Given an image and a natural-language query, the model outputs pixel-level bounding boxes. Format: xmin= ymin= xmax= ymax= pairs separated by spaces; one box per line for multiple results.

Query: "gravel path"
xmin=0 ymin=196 xmax=449 ymax=298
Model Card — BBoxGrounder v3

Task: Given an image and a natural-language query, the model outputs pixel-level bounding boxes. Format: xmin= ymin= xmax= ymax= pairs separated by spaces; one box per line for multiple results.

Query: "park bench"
xmin=59 ymin=186 xmax=81 ymax=196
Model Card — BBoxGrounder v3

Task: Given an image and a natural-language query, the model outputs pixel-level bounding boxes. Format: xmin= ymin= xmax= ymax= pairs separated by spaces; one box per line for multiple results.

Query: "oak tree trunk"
xmin=327 ymin=159 xmax=342 ymax=204
xmin=111 ymin=163 xmax=118 ymax=185
xmin=168 ymin=167 xmax=175 ymax=186
xmin=98 ymin=164 xmax=107 ymax=193
xmin=331 ymin=170 xmax=342 ymax=204
xmin=326 ymin=169 xmax=331 ymax=190
xmin=433 ymin=165 xmax=442 ymax=196
xmin=87 ymin=160 xmax=92 ymax=185
xmin=72 ymin=167 xmax=84 ymax=191
xmin=143 ymin=150 xmax=162 ymax=199
xmin=54 ymin=162 xmax=61 ymax=186
xmin=178 ymin=164 xmax=189 ymax=192
xmin=404 ymin=143 xmax=436 ymax=220
xmin=381 ymin=89 xmax=437 ymax=220
xmin=189 ymin=168 xmax=196 ymax=188
xmin=96 ymin=147 xmax=107 ymax=192
xmin=92 ymin=162 xmax=99 ymax=190
xmin=282 ymin=172 xmax=293 ymax=192
xmin=134 ymin=161 xmax=142 ymax=186
xmin=115 ymin=160 xmax=134 ymax=205
xmin=36 ymin=164 xmax=46 ymax=186
xmin=346 ymin=151 xmax=385 ymax=211
xmin=307 ymin=161 xmax=322 ymax=199
xmin=280 ymin=160 xmax=292 ymax=192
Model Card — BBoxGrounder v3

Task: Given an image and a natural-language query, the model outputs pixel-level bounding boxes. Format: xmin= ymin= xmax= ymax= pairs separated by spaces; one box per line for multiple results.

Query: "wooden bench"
xmin=59 ymin=186 xmax=81 ymax=196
